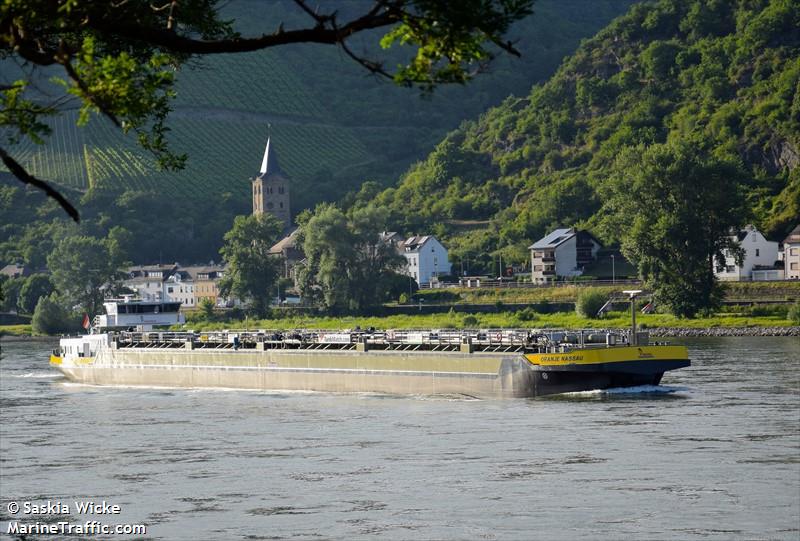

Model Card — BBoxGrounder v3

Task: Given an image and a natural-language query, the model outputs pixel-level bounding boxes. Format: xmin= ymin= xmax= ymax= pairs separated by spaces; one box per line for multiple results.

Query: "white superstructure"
xmin=94 ymin=298 xmax=185 ymax=331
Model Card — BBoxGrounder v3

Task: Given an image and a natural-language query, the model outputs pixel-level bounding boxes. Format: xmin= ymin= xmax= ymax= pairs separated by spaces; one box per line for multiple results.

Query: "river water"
xmin=0 ymin=337 xmax=798 ymax=540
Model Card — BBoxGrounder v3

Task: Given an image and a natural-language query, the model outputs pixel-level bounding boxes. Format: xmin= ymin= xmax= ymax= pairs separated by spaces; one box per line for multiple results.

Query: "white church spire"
xmin=258 ymin=135 xmax=282 ymax=177
xmin=259 ymin=137 xmax=271 ymax=175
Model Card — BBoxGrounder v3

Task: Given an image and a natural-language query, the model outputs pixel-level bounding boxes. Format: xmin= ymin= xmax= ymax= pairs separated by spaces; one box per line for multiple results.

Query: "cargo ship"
xmin=50 ymin=292 xmax=690 ymax=398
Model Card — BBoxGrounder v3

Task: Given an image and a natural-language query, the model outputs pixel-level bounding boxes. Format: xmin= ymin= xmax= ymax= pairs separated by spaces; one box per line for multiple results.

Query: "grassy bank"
xmin=0 ymin=324 xmax=33 ymax=337
xmin=179 ymin=310 xmax=794 ymax=332
xmin=413 ymin=282 xmax=800 ymax=305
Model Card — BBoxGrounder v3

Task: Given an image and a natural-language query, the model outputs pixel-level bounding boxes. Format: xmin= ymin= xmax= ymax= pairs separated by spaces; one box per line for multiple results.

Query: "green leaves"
xmin=63 ymin=37 xmax=184 ymax=170
xmin=382 ymin=1 xmax=533 ymax=89
xmin=0 ymin=81 xmax=54 ymax=145
xmin=298 ymin=203 xmax=405 ymax=313
xmin=218 ymin=214 xmax=283 ymax=317
xmin=46 ymin=233 xmax=130 ymax=316
xmin=600 ymin=140 xmax=748 ymax=317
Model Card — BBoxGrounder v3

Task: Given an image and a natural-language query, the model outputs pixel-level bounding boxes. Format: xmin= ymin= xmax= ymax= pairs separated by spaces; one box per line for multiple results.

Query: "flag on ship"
xmin=641 ymin=302 xmax=655 ymax=314
xmin=82 ymin=313 xmax=90 ymax=330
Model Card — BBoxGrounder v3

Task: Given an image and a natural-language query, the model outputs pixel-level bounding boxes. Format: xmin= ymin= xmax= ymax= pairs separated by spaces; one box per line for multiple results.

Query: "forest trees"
xmin=218 ymin=214 xmax=283 ymax=318
xmin=297 ymin=205 xmax=406 ymax=313
xmin=16 ymin=273 xmax=54 ymax=314
xmin=601 ymin=141 xmax=748 ymax=317
xmin=47 ymin=235 xmax=130 ymax=317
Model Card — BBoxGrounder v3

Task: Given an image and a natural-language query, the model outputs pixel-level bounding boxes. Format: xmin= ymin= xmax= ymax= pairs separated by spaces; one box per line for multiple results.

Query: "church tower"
xmin=251 ymin=136 xmax=291 ymax=229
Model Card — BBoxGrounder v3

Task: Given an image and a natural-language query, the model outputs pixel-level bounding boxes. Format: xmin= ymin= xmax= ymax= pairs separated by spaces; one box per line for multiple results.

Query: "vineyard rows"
xmin=174 ymin=50 xmax=327 ymax=119
xmin=2 ymin=45 xmax=371 ymax=202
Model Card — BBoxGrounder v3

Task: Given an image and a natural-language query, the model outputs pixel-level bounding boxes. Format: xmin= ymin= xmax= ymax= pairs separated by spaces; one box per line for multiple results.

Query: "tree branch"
xmin=59 ymin=54 xmax=122 ymax=128
xmin=88 ymin=8 xmax=398 ymax=54
xmin=0 ymin=147 xmax=80 ymax=222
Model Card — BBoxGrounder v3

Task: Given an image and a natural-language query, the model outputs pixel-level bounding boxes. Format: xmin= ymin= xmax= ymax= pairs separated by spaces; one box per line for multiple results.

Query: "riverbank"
xmin=414 ymin=281 xmax=800 ymax=305
xmin=4 ymin=314 xmax=797 ymax=338
xmin=648 ymin=326 xmax=800 ymax=337
xmin=176 ymin=311 xmax=798 ymax=335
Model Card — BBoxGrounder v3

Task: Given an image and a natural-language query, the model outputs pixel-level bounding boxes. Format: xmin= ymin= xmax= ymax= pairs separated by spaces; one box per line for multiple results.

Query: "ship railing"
xmin=114 ymin=328 xmax=642 ymax=350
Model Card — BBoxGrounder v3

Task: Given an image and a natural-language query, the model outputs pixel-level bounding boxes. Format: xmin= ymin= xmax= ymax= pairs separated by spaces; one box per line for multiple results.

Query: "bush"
xmin=750 ymin=305 xmax=787 ymax=318
xmin=462 ymin=315 xmax=479 ymax=327
xmin=516 ymin=307 xmax=538 ymax=322
xmin=17 ymin=274 xmax=54 ymax=314
xmin=788 ymin=302 xmax=800 ymax=325
xmin=199 ymin=298 xmax=216 ymax=321
xmin=398 ymin=293 xmax=409 ymax=304
xmin=575 ymin=290 xmax=609 ymax=319
xmin=31 ymin=295 xmax=76 ymax=335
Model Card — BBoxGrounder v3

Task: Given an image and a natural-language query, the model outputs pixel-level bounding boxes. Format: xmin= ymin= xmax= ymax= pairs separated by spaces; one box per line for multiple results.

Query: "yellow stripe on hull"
xmin=525 ymin=345 xmax=688 ymax=366
xmin=50 ymin=355 xmax=94 ymax=367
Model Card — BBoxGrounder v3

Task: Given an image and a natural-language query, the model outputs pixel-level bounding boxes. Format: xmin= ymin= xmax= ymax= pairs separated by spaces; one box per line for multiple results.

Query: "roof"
xmin=257 ymin=136 xmax=283 ymax=178
xmin=0 ymin=263 xmax=27 ymax=278
xmin=123 ymin=276 xmax=162 ymax=284
xmin=379 ymin=231 xmax=401 ymax=243
xmin=185 ymin=266 xmax=225 ymax=280
xmin=783 ymin=224 xmax=800 ymax=245
xmin=403 ymin=235 xmax=432 ymax=252
xmin=529 ymin=228 xmax=576 ymax=250
xmin=730 ymin=224 xmax=758 ymax=242
xmin=129 ymin=264 xmax=177 ymax=273
xmin=269 ymin=227 xmax=301 ymax=254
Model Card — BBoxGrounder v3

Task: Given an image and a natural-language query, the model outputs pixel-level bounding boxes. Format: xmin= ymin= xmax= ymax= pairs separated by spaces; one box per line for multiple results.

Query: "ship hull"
xmin=50 ymin=345 xmax=689 ymax=398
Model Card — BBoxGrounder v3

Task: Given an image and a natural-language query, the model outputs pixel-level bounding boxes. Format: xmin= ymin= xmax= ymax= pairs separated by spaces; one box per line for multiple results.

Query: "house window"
xmin=279 ymin=202 xmax=283 ymax=208
xmin=278 ymin=186 xmax=284 ymax=194
xmin=167 ymin=287 xmax=173 ymax=293
xmin=533 ymin=265 xmax=543 ymax=271
xmin=791 ymin=263 xmax=799 ymax=270
xmin=755 ymin=249 xmax=760 ymax=257
xmin=791 ymin=248 xmax=798 ymax=256
xmin=726 ymin=265 xmax=736 ymax=273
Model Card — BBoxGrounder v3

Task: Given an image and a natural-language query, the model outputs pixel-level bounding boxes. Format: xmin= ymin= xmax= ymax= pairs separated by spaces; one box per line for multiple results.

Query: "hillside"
xmin=370 ymin=0 xmax=799 ymax=271
xmin=1 ymin=0 xmax=632 ymax=216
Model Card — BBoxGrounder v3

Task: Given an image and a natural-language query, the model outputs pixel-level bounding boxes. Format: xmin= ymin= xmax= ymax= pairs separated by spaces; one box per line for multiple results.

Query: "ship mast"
xmin=623 ymin=290 xmax=642 ymax=345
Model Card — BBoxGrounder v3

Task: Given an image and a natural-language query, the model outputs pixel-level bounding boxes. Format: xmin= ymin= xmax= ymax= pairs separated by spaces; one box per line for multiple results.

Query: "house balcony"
xmin=542 ymin=269 xmax=555 ymax=276
xmin=540 ymin=256 xmax=555 ymax=262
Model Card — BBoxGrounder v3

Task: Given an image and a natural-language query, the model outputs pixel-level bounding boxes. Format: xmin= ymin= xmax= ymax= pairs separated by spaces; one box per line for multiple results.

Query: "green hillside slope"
xmin=1 ymin=0 xmax=632 ymax=217
xmin=371 ymin=0 xmax=799 ymax=270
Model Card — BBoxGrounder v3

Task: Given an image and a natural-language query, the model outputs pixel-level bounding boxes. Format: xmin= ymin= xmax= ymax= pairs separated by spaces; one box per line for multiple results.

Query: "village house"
xmin=123 ymin=264 xmax=178 ymax=301
xmin=123 ymin=264 xmax=229 ymax=307
xmin=529 ymin=228 xmax=602 ymax=282
xmin=399 ymin=235 xmax=451 ymax=286
xmin=269 ymin=227 xmax=303 ymax=283
xmin=163 ymin=268 xmax=195 ymax=308
xmin=783 ymin=224 xmax=800 ymax=280
xmin=192 ymin=266 xmax=227 ymax=307
xmin=716 ymin=225 xmax=781 ymax=281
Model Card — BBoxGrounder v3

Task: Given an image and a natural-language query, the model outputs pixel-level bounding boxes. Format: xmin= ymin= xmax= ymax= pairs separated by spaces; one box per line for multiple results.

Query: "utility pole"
xmin=611 ymin=254 xmax=616 ymax=284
